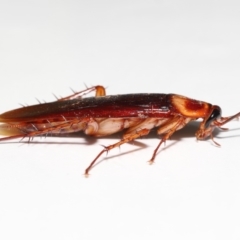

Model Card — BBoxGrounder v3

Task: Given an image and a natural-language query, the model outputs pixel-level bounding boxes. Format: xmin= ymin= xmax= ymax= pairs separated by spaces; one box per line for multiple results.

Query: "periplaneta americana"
xmin=0 ymin=85 xmax=239 ymax=176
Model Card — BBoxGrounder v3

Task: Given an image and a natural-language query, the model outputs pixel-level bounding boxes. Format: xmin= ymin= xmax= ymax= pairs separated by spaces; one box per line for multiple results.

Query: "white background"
xmin=1 ymin=1 xmax=240 ymax=240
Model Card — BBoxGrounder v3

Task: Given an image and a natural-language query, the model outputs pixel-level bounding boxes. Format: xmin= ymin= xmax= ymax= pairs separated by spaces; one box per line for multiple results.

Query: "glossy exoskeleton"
xmin=0 ymin=86 xmax=239 ymax=176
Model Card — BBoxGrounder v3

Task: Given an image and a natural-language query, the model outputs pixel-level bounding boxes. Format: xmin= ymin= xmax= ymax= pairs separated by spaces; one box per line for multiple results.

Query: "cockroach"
xmin=0 ymin=85 xmax=239 ymax=176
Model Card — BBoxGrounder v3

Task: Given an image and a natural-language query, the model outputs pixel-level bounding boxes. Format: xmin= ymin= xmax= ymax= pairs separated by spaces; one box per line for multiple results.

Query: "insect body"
xmin=0 ymin=85 xmax=239 ymax=176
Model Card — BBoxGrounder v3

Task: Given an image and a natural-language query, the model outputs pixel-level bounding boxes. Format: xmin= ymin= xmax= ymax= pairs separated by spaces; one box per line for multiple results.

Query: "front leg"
xmin=149 ymin=116 xmax=191 ymax=164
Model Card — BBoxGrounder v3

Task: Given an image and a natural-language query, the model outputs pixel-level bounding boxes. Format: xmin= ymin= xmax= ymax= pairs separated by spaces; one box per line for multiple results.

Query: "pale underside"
xmin=0 ymin=116 xmax=192 ymax=139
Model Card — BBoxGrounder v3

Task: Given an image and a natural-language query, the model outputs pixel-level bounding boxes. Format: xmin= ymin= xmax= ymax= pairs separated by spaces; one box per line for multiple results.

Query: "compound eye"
xmin=205 ymin=106 xmax=221 ymax=128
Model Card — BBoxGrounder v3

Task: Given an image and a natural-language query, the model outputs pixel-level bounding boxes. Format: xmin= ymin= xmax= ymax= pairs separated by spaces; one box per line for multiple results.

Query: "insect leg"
xmin=0 ymin=134 xmax=28 ymax=142
xmin=58 ymin=85 xmax=106 ymax=101
xmin=149 ymin=116 xmax=190 ymax=164
xmin=0 ymin=119 xmax=85 ymax=142
xmin=84 ymin=128 xmax=150 ymax=176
